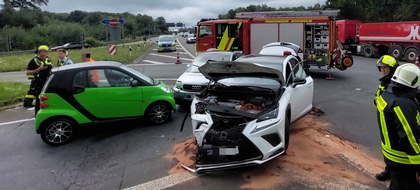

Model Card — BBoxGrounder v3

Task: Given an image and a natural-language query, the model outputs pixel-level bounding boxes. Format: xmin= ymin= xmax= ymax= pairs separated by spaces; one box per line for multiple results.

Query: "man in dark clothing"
xmin=26 ymin=45 xmax=53 ymax=115
xmin=374 ymin=55 xmax=399 ymax=181
xmin=376 ymin=63 xmax=420 ymax=189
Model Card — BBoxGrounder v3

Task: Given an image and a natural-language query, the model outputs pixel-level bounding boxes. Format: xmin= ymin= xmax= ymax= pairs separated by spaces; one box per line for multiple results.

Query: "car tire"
xmin=389 ymin=45 xmax=404 ymax=61
xmin=284 ymin=115 xmax=290 ymax=152
xmin=146 ymin=102 xmax=172 ymax=125
xmin=363 ymin=45 xmax=375 ymax=58
xmin=40 ymin=118 xmax=77 ymax=146
xmin=404 ymin=48 xmax=419 ymax=63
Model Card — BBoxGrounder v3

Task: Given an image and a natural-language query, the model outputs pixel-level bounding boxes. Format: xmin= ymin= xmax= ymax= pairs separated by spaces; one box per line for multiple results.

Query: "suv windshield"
xmin=218 ymin=77 xmax=281 ymax=91
xmin=187 ymin=53 xmax=232 ymax=73
xmin=121 ymin=65 xmax=154 ymax=84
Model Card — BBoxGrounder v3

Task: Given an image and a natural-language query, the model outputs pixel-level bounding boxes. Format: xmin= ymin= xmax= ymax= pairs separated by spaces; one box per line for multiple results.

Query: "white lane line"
xmin=142 ymin=60 xmax=166 ymax=64
xmin=0 ymin=118 xmax=35 ymax=126
xmin=149 ymin=53 xmax=193 ymax=61
xmin=123 ymin=172 xmax=196 ymax=190
xmin=156 ymin=78 xmax=178 ymax=81
xmin=176 ymin=38 xmax=196 ymax=59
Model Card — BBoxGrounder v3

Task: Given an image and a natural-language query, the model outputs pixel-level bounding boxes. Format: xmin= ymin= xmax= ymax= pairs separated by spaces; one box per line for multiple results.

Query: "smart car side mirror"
xmin=131 ymin=80 xmax=140 ymax=87
xmin=72 ymin=85 xmax=85 ymax=94
xmin=292 ymin=77 xmax=306 ymax=88
xmin=187 ymin=63 xmax=191 ymax=67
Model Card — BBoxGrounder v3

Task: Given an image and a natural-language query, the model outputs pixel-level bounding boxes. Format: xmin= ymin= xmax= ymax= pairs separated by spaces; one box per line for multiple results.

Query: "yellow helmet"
xmin=377 ymin=55 xmax=397 ymax=71
xmin=37 ymin=45 xmax=49 ymax=51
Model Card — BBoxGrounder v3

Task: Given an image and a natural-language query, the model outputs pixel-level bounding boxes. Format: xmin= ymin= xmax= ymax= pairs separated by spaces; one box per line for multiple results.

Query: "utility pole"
xmin=6 ymin=36 xmax=10 ymax=52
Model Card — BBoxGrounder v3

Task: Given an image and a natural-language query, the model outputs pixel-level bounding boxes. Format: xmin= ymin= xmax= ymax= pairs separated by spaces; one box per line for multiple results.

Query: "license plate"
xmin=219 ymin=146 xmax=239 ymax=155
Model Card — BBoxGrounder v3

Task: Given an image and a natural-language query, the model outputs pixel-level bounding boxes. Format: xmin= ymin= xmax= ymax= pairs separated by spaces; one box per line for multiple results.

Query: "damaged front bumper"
xmin=187 ymin=97 xmax=287 ymax=173
xmin=181 ymin=148 xmax=284 ymax=173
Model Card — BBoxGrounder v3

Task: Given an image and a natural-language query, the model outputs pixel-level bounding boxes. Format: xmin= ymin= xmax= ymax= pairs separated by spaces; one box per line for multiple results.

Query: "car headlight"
xmin=252 ymin=107 xmax=280 ymax=133
xmin=257 ymin=108 xmax=279 ymax=122
xmin=158 ymin=43 xmax=162 ymax=47
xmin=175 ymin=81 xmax=183 ymax=89
xmin=161 ymin=86 xmax=172 ymax=93
xmin=172 ymin=42 xmax=176 ymax=46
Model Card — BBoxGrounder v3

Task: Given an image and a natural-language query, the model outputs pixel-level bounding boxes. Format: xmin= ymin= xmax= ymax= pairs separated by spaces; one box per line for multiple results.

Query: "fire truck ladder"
xmin=235 ymin=10 xmax=340 ymax=19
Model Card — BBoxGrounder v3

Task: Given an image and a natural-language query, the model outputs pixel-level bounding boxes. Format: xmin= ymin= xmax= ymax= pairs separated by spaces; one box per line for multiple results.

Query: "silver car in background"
xmin=173 ymin=50 xmax=243 ymax=108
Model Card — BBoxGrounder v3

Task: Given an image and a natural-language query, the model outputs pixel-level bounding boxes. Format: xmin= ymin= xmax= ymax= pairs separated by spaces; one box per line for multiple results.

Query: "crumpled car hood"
xmin=198 ymin=61 xmax=284 ymax=83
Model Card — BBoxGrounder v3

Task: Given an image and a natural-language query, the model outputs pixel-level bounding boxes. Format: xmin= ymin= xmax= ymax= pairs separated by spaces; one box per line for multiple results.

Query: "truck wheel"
xmin=389 ymin=45 xmax=404 ymax=60
xmin=363 ymin=45 xmax=375 ymax=58
xmin=404 ymin=48 xmax=419 ymax=63
xmin=40 ymin=118 xmax=77 ymax=146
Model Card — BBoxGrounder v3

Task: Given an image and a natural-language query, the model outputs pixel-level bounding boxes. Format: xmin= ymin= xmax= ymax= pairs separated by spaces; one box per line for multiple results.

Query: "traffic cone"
xmin=175 ymin=52 xmax=182 ymax=64
xmin=415 ymin=55 xmax=419 ymax=67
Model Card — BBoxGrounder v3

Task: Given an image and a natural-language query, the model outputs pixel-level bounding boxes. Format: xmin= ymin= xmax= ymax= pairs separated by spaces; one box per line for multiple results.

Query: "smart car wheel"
xmin=40 ymin=118 xmax=76 ymax=146
xmin=146 ymin=102 xmax=171 ymax=125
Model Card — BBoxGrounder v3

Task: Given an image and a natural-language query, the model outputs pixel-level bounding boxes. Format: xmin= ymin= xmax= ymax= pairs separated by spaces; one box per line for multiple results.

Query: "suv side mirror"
xmin=292 ymin=77 xmax=306 ymax=88
xmin=131 ymin=80 xmax=141 ymax=87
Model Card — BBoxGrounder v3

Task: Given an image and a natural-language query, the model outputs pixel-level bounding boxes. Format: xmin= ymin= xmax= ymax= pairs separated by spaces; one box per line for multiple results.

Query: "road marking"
xmin=0 ymin=118 xmax=35 ymax=126
xmin=149 ymin=53 xmax=193 ymax=61
xmin=123 ymin=172 xmax=196 ymax=190
xmin=142 ymin=60 xmax=166 ymax=64
xmin=176 ymin=38 xmax=196 ymax=59
xmin=156 ymin=78 xmax=178 ymax=81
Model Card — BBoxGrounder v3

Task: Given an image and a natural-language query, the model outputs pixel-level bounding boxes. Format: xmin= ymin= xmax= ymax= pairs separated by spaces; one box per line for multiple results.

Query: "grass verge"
xmin=0 ymin=42 xmax=154 ymax=72
xmin=0 ymin=82 xmax=29 ymax=107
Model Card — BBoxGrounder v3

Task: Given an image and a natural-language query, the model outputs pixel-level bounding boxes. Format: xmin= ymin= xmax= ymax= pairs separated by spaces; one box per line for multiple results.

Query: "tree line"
xmin=219 ymin=1 xmax=420 ymax=22
xmin=0 ymin=0 xmax=169 ymax=51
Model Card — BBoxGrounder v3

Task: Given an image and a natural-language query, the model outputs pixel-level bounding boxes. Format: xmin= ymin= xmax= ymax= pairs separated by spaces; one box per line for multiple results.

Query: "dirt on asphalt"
xmin=165 ymin=109 xmax=387 ymax=189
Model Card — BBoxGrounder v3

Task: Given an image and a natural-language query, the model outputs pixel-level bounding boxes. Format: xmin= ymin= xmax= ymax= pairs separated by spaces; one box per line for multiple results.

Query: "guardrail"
xmin=0 ymin=50 xmax=35 ymax=56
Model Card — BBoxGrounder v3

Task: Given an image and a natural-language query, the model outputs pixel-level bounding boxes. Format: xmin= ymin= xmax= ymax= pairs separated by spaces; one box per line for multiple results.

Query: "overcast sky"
xmin=42 ymin=0 xmax=326 ymax=27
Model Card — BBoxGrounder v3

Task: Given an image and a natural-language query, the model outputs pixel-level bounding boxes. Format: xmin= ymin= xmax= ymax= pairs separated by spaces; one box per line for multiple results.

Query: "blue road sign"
xmin=101 ymin=19 xmax=110 ymax=25
xmin=101 ymin=19 xmax=125 ymax=25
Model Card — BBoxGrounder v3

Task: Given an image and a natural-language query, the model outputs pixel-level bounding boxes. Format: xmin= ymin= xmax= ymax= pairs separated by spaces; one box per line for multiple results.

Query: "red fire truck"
xmin=195 ymin=10 xmax=354 ymax=71
xmin=336 ymin=20 xmax=420 ymax=63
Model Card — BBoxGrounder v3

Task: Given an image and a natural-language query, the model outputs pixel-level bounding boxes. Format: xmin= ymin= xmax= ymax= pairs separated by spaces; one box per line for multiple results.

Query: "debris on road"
xmin=165 ymin=114 xmax=386 ymax=189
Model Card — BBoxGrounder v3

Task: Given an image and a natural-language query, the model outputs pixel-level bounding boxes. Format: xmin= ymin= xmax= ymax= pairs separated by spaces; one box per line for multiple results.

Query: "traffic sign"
xmin=110 ymin=18 xmax=119 ymax=27
xmin=108 ymin=44 xmax=117 ymax=55
xmin=100 ymin=19 xmax=125 ymax=25
xmin=100 ymin=19 xmax=110 ymax=25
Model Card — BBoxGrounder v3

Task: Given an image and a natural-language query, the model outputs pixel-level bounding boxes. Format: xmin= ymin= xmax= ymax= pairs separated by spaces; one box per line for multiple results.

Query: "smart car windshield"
xmin=120 ymin=65 xmax=154 ymax=84
xmin=187 ymin=53 xmax=232 ymax=73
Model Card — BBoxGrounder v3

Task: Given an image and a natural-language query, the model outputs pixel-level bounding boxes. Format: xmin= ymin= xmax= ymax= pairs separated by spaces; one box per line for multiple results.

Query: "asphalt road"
xmin=0 ymin=36 xmax=388 ymax=190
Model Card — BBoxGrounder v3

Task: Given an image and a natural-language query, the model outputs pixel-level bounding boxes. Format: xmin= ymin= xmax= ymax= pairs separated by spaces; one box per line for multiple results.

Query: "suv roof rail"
xmin=236 ymin=10 xmax=340 ymax=19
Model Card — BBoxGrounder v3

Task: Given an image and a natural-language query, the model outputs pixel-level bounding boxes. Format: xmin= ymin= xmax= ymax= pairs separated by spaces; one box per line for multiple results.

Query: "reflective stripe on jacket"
xmin=376 ymin=91 xmax=420 ymax=165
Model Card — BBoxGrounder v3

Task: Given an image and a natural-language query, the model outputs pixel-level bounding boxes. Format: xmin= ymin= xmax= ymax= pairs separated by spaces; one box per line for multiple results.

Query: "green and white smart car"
xmin=35 ymin=61 xmax=176 ymax=146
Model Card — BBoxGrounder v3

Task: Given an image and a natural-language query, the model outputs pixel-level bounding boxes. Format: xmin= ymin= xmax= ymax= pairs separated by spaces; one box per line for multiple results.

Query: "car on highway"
xmin=186 ymin=34 xmax=196 ymax=44
xmin=50 ymin=42 xmax=89 ymax=51
xmin=173 ymin=50 xmax=243 ymax=108
xmin=157 ymin=35 xmax=177 ymax=52
xmin=185 ymin=53 xmax=313 ymax=173
xmin=35 ymin=61 xmax=176 ymax=146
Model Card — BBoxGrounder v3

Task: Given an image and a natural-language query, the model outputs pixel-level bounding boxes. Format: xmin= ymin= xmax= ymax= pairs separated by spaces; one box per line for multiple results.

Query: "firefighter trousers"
xmin=388 ymin=165 xmax=420 ymax=190
xmin=23 ymin=79 xmax=35 ymax=107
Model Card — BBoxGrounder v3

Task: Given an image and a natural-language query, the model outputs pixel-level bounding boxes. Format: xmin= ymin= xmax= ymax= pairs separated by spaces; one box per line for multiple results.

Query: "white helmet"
xmin=391 ymin=63 xmax=420 ymax=88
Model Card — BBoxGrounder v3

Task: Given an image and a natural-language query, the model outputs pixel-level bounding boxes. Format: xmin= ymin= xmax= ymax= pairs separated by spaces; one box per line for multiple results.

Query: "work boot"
xmin=375 ymin=170 xmax=390 ymax=181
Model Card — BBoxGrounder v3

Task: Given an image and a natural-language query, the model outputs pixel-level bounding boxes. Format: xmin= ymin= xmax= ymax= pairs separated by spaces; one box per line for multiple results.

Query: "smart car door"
xmin=72 ymin=68 xmax=144 ymax=118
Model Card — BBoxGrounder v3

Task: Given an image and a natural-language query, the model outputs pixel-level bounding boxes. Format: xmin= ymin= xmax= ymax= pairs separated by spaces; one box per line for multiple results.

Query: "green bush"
xmin=85 ymin=37 xmax=100 ymax=47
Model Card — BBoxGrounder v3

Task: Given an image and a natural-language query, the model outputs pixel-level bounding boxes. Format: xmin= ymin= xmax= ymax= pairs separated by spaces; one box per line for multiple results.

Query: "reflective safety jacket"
xmin=34 ymin=57 xmax=52 ymax=80
xmin=376 ymin=89 xmax=420 ymax=167
xmin=375 ymin=76 xmax=391 ymax=98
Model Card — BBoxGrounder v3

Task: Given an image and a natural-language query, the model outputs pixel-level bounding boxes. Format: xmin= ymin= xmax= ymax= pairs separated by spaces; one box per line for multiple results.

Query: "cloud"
xmin=42 ymin=0 xmax=326 ymax=27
